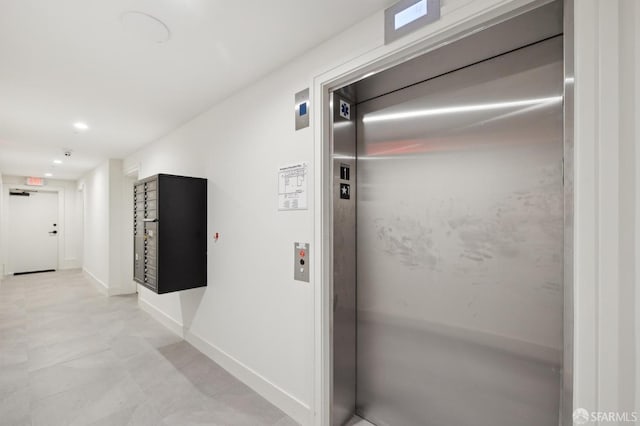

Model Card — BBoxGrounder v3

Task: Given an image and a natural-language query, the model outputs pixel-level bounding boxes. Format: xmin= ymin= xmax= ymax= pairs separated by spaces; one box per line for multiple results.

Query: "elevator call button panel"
xmin=294 ymin=242 xmax=310 ymax=282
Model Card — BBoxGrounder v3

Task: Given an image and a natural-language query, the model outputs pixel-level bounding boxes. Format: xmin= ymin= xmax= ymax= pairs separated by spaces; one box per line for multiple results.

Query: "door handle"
xmin=49 ymin=230 xmax=58 ymax=235
xmin=143 ymin=218 xmax=158 ymax=222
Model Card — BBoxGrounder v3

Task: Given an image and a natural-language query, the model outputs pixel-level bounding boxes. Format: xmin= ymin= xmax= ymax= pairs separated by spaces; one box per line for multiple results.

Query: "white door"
xmin=8 ymin=190 xmax=59 ymax=274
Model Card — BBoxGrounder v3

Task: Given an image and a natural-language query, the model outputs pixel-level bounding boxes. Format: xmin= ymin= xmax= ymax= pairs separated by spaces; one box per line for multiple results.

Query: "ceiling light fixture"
xmin=44 ymin=173 xmax=53 ymax=177
xmin=73 ymin=122 xmax=89 ymax=131
xmin=53 ymin=159 xmax=63 ymax=164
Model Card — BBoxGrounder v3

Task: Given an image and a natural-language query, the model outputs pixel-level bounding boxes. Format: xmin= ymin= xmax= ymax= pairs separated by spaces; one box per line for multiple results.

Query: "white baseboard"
xmin=136 ymin=296 xmax=311 ymax=424
xmin=108 ymin=280 xmax=137 ymax=296
xmin=138 ymin=297 xmax=185 ymax=338
xmin=61 ymin=258 xmax=82 ymax=270
xmin=108 ymin=286 xmax=136 ymax=296
xmin=83 ymin=268 xmax=108 ymax=295
xmin=185 ymin=330 xmax=312 ymax=425
xmin=345 ymin=416 xmax=376 ymax=426
xmin=83 ymin=269 xmax=136 ymax=297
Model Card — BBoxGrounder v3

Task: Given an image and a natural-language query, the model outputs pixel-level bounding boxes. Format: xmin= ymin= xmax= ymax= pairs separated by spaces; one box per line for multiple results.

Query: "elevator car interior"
xmin=330 ymin=2 xmax=570 ymax=425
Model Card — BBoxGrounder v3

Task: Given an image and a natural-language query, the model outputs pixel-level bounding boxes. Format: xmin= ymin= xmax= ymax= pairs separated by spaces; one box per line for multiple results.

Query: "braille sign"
xmin=340 ymin=164 xmax=350 ymax=181
xmin=340 ymin=183 xmax=350 ymax=200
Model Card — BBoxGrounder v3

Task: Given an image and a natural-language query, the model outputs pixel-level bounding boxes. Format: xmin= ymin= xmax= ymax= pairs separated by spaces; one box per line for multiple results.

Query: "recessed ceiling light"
xmin=45 ymin=173 xmax=53 ymax=177
xmin=73 ymin=122 xmax=89 ymax=131
xmin=53 ymin=159 xmax=63 ymax=164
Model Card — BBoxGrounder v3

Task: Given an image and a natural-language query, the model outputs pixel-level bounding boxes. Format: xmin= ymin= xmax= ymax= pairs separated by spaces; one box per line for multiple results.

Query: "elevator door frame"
xmin=315 ymin=1 xmax=574 ymax=425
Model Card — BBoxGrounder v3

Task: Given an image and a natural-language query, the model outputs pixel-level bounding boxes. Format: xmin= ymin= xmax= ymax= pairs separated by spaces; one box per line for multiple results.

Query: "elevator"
xmin=329 ymin=2 xmax=569 ymax=425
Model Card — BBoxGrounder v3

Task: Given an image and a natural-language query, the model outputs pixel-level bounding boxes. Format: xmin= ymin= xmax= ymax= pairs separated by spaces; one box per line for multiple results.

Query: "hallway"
xmin=0 ymin=270 xmax=296 ymax=426
xmin=0 ymin=1 xmax=637 ymax=424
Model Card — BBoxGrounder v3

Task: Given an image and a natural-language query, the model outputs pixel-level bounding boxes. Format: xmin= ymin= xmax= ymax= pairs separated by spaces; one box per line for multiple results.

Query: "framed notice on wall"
xmin=278 ymin=162 xmax=308 ymax=210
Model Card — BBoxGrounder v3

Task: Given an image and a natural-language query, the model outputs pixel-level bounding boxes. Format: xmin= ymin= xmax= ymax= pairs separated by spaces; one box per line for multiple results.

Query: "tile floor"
xmin=0 ymin=270 xmax=297 ymax=426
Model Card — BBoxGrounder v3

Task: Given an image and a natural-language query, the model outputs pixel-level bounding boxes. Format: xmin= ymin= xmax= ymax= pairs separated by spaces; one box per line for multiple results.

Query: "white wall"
xmin=0 ymin=172 xmax=4 ymax=278
xmin=126 ymin=54 xmax=317 ymax=417
xmin=106 ymin=158 xmax=137 ymax=296
xmin=573 ymin=0 xmax=640 ymax=416
xmin=123 ymin=5 xmax=391 ymax=422
xmin=80 ymin=158 xmax=135 ymax=295
xmin=81 ymin=160 xmax=110 ymax=288
xmin=0 ymin=174 xmax=83 ymax=275
xmin=77 ymin=0 xmax=640 ymax=424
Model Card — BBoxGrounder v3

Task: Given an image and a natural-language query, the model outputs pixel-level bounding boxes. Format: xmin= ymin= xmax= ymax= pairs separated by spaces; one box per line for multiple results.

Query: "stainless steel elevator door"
xmin=356 ymin=37 xmax=564 ymax=426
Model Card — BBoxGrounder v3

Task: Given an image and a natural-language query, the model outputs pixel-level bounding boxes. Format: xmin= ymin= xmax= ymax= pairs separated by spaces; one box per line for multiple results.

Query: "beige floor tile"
xmin=1 ymin=270 xmax=296 ymax=425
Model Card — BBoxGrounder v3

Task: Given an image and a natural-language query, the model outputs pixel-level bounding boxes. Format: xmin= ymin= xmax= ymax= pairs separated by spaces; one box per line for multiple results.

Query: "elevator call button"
xmin=294 ymin=242 xmax=310 ymax=283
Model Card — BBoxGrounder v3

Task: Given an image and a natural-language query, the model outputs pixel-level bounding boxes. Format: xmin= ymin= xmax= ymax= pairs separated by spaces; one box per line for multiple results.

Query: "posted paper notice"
xmin=278 ymin=162 xmax=308 ymax=210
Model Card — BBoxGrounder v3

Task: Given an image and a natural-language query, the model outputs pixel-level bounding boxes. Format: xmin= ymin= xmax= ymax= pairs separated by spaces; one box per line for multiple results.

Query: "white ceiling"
xmin=0 ymin=0 xmax=393 ymax=180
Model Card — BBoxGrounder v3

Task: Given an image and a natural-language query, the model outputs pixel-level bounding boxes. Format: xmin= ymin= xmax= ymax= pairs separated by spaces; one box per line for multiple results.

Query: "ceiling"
xmin=0 ymin=0 xmax=393 ymax=180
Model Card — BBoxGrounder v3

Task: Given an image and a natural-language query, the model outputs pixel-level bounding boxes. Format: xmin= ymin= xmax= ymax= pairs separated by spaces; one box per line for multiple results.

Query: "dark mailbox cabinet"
xmin=133 ymin=174 xmax=207 ymax=294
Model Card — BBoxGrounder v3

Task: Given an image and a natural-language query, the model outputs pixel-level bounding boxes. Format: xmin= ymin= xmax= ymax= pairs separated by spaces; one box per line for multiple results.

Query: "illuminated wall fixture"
xmin=385 ymin=0 xmax=441 ymax=44
xmin=395 ymin=0 xmax=428 ymax=29
xmin=361 ymin=95 xmax=563 ymax=123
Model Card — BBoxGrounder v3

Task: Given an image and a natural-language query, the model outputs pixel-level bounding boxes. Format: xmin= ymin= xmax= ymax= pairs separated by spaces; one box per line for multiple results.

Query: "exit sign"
xmin=26 ymin=177 xmax=45 ymax=186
